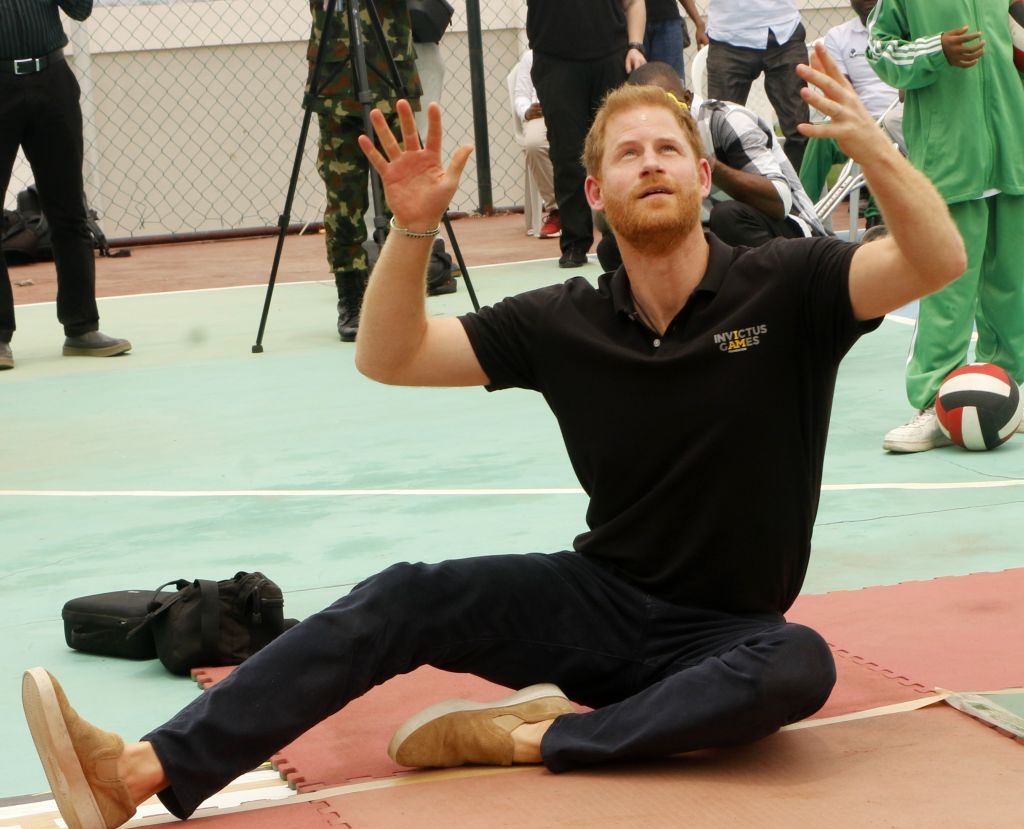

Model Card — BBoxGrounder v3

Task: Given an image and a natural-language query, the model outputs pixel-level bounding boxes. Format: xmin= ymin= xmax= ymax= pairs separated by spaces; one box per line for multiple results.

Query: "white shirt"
xmin=706 ymin=0 xmax=801 ymax=49
xmin=824 ymin=17 xmax=898 ymax=120
xmin=513 ymin=50 xmax=539 ymax=124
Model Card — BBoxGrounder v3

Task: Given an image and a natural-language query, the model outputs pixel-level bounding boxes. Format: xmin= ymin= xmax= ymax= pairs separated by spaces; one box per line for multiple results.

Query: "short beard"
xmin=604 ymin=181 xmax=702 ymax=256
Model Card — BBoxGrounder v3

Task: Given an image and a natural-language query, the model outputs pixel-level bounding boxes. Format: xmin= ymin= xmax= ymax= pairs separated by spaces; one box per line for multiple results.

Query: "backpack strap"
xmin=195 ymin=579 xmax=221 ymax=666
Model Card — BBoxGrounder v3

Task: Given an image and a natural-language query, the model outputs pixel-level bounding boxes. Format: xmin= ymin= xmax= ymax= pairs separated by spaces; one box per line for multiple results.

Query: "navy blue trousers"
xmin=0 ymin=60 xmax=99 ymax=340
xmin=146 ymin=552 xmax=835 ymax=818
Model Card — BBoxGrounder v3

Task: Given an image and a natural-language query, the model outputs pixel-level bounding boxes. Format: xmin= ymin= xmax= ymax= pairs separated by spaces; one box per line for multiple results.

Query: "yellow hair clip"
xmin=666 ymin=91 xmax=689 ymax=111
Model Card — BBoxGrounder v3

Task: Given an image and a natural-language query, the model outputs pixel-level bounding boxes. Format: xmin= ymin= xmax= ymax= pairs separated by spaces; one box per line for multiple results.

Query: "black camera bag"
xmin=138 ymin=571 xmax=294 ymax=676
xmin=62 ymin=590 xmax=167 ymax=660
xmin=408 ymin=0 xmax=453 ymax=43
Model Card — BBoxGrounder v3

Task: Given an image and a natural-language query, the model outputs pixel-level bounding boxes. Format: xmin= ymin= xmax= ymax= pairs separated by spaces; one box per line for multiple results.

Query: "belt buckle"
xmin=14 ymin=58 xmax=41 ymax=75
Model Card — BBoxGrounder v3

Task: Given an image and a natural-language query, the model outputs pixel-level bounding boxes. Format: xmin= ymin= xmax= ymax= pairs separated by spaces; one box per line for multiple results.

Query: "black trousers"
xmin=531 ymin=51 xmax=626 ymax=256
xmin=709 ymin=200 xmax=810 ymax=248
xmin=146 ymin=551 xmax=836 ymax=818
xmin=706 ymin=28 xmax=810 ymax=173
xmin=0 ymin=60 xmax=99 ymax=342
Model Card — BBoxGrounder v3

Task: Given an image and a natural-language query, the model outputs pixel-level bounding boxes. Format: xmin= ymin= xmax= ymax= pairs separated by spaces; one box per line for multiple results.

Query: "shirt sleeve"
xmin=823 ymin=27 xmax=846 ymax=74
xmin=713 ymin=107 xmax=792 ymax=196
xmin=795 ymin=236 xmax=881 ymax=362
xmin=866 ymin=0 xmax=947 ymax=90
xmin=459 ymin=285 xmax=564 ymax=392
xmin=57 ymin=0 xmax=92 ymax=22
xmin=513 ymin=56 xmax=535 ymax=124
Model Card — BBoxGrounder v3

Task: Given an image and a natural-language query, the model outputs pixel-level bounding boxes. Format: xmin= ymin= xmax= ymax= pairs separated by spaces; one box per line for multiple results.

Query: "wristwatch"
xmin=627 ymin=42 xmax=646 ymax=57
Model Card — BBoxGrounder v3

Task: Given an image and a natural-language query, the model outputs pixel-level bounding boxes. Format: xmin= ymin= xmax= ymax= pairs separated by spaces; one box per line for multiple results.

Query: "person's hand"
xmin=524 ymin=103 xmax=543 ymax=121
xmin=625 ymin=48 xmax=646 ymax=72
xmin=358 ymin=100 xmax=473 ymax=232
xmin=941 ymin=26 xmax=985 ymax=68
xmin=694 ymin=22 xmax=708 ymax=48
xmin=796 ymin=43 xmax=893 ymax=166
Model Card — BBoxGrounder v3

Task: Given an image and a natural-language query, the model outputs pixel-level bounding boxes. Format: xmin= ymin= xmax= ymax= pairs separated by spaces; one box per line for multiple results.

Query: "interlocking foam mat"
xmin=191 ymin=568 xmax=1024 ymax=794
xmin=125 ymin=704 xmax=1024 ymax=829
xmin=788 ymin=567 xmax=1024 ymax=694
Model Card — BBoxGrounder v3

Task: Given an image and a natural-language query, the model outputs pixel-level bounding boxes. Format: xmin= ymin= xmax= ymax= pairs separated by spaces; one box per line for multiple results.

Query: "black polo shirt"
xmin=459 ymin=234 xmax=878 ymax=615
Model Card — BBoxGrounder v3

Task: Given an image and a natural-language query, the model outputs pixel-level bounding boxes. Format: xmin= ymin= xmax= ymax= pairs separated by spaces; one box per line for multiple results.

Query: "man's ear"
xmin=584 ymin=175 xmax=604 ymax=211
xmin=698 ymin=157 xmax=712 ymax=197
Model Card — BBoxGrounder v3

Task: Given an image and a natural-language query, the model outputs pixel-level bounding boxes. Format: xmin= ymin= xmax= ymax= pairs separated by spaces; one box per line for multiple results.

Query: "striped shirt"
xmin=692 ymin=94 xmax=826 ymax=237
xmin=0 ymin=0 xmax=92 ymax=60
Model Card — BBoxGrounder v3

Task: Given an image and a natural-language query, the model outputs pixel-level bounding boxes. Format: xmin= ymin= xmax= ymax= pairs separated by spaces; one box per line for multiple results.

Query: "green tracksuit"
xmin=867 ymin=0 xmax=1024 ymax=407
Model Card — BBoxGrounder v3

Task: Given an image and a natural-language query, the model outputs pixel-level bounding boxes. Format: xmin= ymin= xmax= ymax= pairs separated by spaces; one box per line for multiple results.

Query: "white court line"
xmin=1 ymin=480 xmax=1022 ymax=498
xmin=884 ymin=313 xmax=916 ymax=327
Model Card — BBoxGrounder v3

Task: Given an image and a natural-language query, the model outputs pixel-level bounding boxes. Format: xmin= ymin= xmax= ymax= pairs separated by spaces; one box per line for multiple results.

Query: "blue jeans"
xmin=146 ymin=551 xmax=835 ymax=817
xmin=644 ymin=19 xmax=686 ymax=78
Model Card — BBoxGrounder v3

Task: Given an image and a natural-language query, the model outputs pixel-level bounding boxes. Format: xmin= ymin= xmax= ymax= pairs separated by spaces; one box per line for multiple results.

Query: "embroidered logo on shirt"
xmin=714 ymin=324 xmax=768 ymax=353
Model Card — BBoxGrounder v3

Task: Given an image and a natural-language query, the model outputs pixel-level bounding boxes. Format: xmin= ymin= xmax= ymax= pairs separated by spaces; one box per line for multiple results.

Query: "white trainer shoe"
xmin=882 ymin=407 xmax=953 ymax=453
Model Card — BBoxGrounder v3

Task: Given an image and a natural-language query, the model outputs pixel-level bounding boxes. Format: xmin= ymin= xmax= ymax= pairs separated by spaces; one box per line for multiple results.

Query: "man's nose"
xmin=640 ymin=149 xmax=664 ymax=172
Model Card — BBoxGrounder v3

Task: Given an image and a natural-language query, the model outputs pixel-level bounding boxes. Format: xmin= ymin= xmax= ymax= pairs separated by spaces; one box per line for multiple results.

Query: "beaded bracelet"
xmin=389 ymin=216 xmax=441 ymax=238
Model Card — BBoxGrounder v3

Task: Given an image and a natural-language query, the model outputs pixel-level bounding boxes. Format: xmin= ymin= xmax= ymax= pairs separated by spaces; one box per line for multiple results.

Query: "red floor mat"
xmin=193 ymin=568 xmax=1023 ymax=794
xmin=789 ymin=567 xmax=1024 ymax=694
xmin=166 ymin=704 xmax=1024 ymax=829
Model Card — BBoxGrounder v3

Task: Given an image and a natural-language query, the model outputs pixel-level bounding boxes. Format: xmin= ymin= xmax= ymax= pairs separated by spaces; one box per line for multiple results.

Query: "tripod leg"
xmin=253 ymin=0 xmax=340 ymax=352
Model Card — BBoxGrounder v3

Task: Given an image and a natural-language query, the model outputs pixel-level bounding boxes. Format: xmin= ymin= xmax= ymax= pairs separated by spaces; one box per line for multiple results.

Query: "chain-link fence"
xmin=6 ymin=1 xmax=856 ymax=242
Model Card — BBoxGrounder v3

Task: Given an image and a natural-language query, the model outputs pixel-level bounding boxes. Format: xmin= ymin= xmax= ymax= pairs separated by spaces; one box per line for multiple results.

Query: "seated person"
xmin=799 ymin=0 xmax=901 ymax=227
xmin=513 ymin=50 xmax=560 ymax=238
xmin=597 ymin=61 xmax=826 ymax=270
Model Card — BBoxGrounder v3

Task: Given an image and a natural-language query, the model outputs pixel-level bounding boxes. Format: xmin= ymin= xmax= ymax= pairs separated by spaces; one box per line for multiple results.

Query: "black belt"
xmin=0 ymin=49 xmax=65 ymax=76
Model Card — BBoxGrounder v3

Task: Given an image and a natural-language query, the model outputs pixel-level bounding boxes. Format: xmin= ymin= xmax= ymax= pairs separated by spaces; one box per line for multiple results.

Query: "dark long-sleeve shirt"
xmin=0 ymin=0 xmax=92 ymax=59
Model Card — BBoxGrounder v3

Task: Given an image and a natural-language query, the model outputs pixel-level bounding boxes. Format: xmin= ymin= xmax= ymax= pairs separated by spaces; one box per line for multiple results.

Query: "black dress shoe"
xmin=63 ymin=331 xmax=132 ymax=357
xmin=0 ymin=341 xmax=13 ymax=370
xmin=558 ymin=247 xmax=589 ymax=268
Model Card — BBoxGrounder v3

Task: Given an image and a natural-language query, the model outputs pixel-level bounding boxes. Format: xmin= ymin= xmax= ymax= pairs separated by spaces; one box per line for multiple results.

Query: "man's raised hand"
xmin=357 ymin=100 xmax=474 ymax=234
xmin=796 ymin=43 xmax=891 ymax=166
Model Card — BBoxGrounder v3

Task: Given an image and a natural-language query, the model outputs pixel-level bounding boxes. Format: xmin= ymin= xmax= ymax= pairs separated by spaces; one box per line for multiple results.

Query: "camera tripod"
xmin=252 ymin=0 xmax=477 ymax=353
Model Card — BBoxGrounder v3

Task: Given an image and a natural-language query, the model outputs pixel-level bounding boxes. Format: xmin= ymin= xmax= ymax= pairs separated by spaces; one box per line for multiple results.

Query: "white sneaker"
xmin=882 ymin=407 xmax=953 ymax=453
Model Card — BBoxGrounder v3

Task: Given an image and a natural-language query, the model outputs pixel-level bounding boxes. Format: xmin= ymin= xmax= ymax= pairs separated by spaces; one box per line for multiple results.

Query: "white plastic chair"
xmin=506 ymin=66 xmax=543 ymax=238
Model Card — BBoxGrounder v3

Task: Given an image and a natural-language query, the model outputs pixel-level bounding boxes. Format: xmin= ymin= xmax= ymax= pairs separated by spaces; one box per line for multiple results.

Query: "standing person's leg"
xmin=798 ymin=137 xmax=845 ymax=203
xmin=706 ymin=40 xmax=758 ymax=105
xmin=533 ymin=53 xmax=618 ymax=266
xmin=643 ymin=18 xmax=686 ymax=77
xmin=762 ymin=31 xmax=810 ymax=172
xmin=318 ymin=111 xmax=372 ymax=341
xmin=21 ymin=63 xmax=100 ymax=337
xmin=973 ymin=193 xmax=1024 ymax=390
xmin=904 ymin=199 xmax=984 ymax=411
xmin=0 ymin=74 xmax=23 ymax=353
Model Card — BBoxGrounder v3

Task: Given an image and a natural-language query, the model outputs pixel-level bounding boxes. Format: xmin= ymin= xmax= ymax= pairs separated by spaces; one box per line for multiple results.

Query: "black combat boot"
xmin=336 ymin=271 xmax=368 ymax=343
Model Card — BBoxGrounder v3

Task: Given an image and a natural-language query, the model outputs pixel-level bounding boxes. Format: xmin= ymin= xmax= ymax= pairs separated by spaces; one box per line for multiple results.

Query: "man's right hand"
xmin=358 ymin=100 xmax=473 ymax=234
xmin=941 ymin=26 xmax=985 ymax=68
xmin=524 ymin=103 xmax=544 ymax=121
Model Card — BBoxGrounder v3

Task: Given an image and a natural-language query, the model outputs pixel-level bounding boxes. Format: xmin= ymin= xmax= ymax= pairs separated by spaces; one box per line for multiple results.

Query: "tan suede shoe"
xmin=388 ymin=683 xmax=576 ymax=768
xmin=22 ymin=668 xmax=136 ymax=829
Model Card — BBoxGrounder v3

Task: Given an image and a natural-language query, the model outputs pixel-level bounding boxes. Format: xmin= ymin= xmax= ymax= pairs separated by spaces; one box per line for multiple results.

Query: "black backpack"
xmin=1 ymin=186 xmax=127 ymax=264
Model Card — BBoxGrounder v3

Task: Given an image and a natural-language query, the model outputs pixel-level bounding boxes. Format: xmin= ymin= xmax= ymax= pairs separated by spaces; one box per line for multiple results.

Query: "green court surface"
xmin=1 ymin=261 xmax=1022 ymax=800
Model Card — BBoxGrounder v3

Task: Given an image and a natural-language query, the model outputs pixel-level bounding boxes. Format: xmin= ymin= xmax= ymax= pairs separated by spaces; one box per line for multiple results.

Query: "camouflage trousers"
xmin=316 ymin=110 xmax=399 ymax=278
